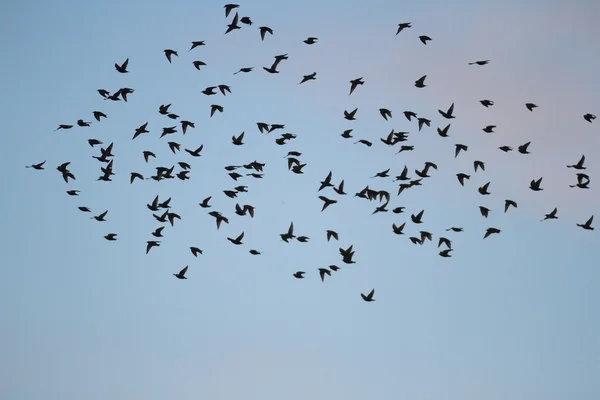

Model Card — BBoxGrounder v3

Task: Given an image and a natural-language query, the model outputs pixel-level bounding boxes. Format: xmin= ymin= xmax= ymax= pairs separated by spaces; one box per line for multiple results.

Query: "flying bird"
xmin=419 ymin=35 xmax=432 ymax=44
xmin=164 ymin=49 xmax=178 ymax=63
xmin=115 ymin=58 xmax=129 ymax=73
xmin=361 ymin=289 xmax=375 ymax=302
xmin=396 ymin=22 xmax=411 ymax=35
xmin=259 ymin=26 xmax=273 ymax=40
xmin=173 ymin=266 xmax=188 ymax=280
xmin=414 ymin=75 xmax=427 ymax=88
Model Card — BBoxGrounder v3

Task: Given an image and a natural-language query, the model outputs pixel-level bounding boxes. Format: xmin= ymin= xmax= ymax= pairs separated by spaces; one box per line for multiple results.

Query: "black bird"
xmin=293 ymin=271 xmax=305 ymax=279
xmin=174 ymin=266 xmax=188 ymax=279
xmin=361 ymin=289 xmax=375 ymax=302
xmin=115 ymin=58 xmax=129 ymax=73
xmin=224 ymin=4 xmax=239 ymax=18
xmin=26 ymin=161 xmax=46 ymax=170
xmin=584 ymin=113 xmax=596 ymax=123
xmin=189 ymin=41 xmax=205 ymax=51
xmin=469 ymin=60 xmax=490 ymax=65
xmin=504 ymin=200 xmax=517 ymax=213
xmin=104 ymin=233 xmax=117 ymax=241
xmin=567 ymin=155 xmax=586 ymax=170
xmin=234 ymin=67 xmax=254 ymax=74
xmin=577 ymin=216 xmax=594 ymax=230
xmin=326 ymin=230 xmax=339 ymax=241
xmin=529 ymin=177 xmax=543 ymax=191
xmin=419 ymin=35 xmax=432 ymax=44
xmin=525 ymin=103 xmax=538 ymax=111
xmin=199 ymin=196 xmax=212 ymax=208
xmin=319 ymin=196 xmax=337 ymax=211
xmin=349 ymin=77 xmax=364 ymax=95
xmin=480 ymin=100 xmax=494 ymax=107
xmin=344 ymin=108 xmax=358 ymax=120
xmin=438 ymin=103 xmax=455 ymax=119
xmin=93 ymin=111 xmax=107 ymax=121
xmin=299 ymin=72 xmax=317 ymax=84
xmin=193 ymin=60 xmax=207 ymax=70
xmin=396 ymin=22 xmax=411 ymax=35
xmin=414 ymin=75 xmax=427 ymax=88
xmin=541 ymin=207 xmax=558 ymax=221
xmin=164 ymin=49 xmax=178 ymax=63
xmin=518 ymin=141 xmax=531 ymax=154
xmin=304 ymin=37 xmax=318 ymax=44
xmin=318 ymin=268 xmax=331 ymax=282
xmin=411 ymin=210 xmax=424 ymax=224
xmin=259 ymin=26 xmax=273 ymax=40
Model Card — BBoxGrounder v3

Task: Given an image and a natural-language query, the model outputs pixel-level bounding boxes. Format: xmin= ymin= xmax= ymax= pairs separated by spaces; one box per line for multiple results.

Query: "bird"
xmin=93 ymin=111 xmax=107 ymax=121
xmin=344 ymin=108 xmax=358 ymax=120
xmin=304 ymin=37 xmax=318 ymax=44
xmin=91 ymin=210 xmax=108 ymax=222
xmin=232 ymin=131 xmax=245 ymax=145
xmin=577 ymin=216 xmax=594 ymax=231
xmin=583 ymin=113 xmax=596 ymax=123
xmin=26 ymin=161 xmax=46 ymax=170
xmin=518 ymin=141 xmax=531 ymax=154
xmin=164 ymin=49 xmax=178 ymax=63
xmin=438 ymin=103 xmax=455 ymax=119
xmin=326 ymin=230 xmax=339 ymax=241
xmin=130 ymin=172 xmax=144 ymax=184
xmin=478 ymin=182 xmax=491 ymax=195
xmin=259 ymin=26 xmax=273 ymax=40
xmin=224 ymin=4 xmax=239 ymax=18
xmin=361 ymin=289 xmax=375 ymax=302
xmin=234 ymin=67 xmax=253 ymax=74
xmin=227 ymin=232 xmax=244 ymax=245
xmin=469 ymin=60 xmax=490 ymax=65
xmin=193 ymin=60 xmax=207 ymax=70
xmin=115 ymin=58 xmax=129 ymax=73
xmin=504 ymin=200 xmax=517 ymax=213
xmin=104 ymin=233 xmax=117 ymax=241
xmin=189 ymin=41 xmax=205 ymax=51
xmin=414 ymin=75 xmax=427 ymax=88
xmin=455 ymin=144 xmax=468 ymax=158
xmin=392 ymin=223 xmax=405 ymax=235
xmin=293 ymin=271 xmax=305 ymax=279
xmin=541 ymin=207 xmax=558 ymax=222
xmin=225 ymin=12 xmax=241 ymax=34
xmin=483 ymin=228 xmax=501 ymax=239
xmin=185 ymin=145 xmax=204 ymax=157
xmin=411 ymin=210 xmax=424 ymax=224
xmin=146 ymin=241 xmax=161 ymax=254
xmin=349 ymin=77 xmax=364 ymax=95
xmin=419 ymin=35 xmax=432 ymax=44
xmin=173 ymin=266 xmax=188 ymax=279
xmin=379 ymin=108 xmax=392 ymax=120
xmin=480 ymin=100 xmax=494 ymax=107
xmin=567 ymin=155 xmax=586 ymax=170
xmin=525 ymin=103 xmax=538 ymax=111
xmin=318 ymin=268 xmax=331 ymax=282
xmin=299 ymin=72 xmax=317 ymax=84
xmin=529 ymin=177 xmax=543 ymax=191
xmin=319 ymin=196 xmax=337 ymax=212
xmin=396 ymin=22 xmax=411 ymax=35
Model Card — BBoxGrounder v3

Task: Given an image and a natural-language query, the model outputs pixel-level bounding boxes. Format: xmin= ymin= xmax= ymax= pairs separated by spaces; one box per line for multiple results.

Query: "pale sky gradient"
xmin=1 ymin=1 xmax=599 ymax=399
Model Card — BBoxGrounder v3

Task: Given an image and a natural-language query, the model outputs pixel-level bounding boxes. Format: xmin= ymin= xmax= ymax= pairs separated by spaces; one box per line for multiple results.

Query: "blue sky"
xmin=1 ymin=0 xmax=599 ymax=399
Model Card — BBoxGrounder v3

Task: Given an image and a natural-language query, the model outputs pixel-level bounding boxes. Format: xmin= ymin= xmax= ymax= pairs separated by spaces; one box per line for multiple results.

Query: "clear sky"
xmin=1 ymin=0 xmax=599 ymax=399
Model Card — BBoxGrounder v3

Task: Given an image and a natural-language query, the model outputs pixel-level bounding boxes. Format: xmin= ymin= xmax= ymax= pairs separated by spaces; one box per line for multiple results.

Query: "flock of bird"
xmin=27 ymin=4 xmax=596 ymax=302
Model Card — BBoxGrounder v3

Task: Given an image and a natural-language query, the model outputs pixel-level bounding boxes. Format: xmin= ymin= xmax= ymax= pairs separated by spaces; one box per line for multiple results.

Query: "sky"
xmin=1 ymin=0 xmax=599 ymax=399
